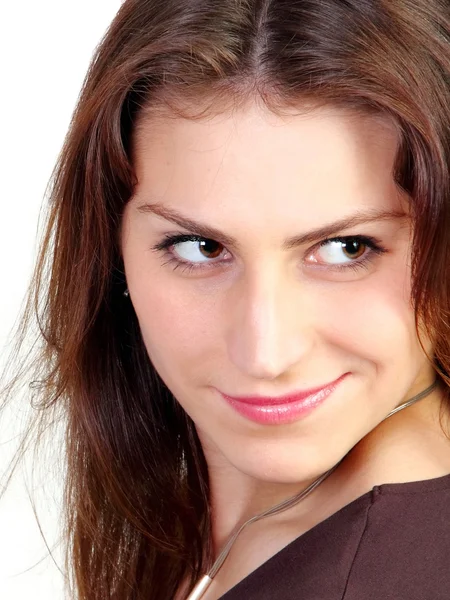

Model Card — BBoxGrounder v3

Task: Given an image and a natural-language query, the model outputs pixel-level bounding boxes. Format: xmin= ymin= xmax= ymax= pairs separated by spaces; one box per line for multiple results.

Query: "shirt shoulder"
xmin=343 ymin=474 xmax=450 ymax=600
xmin=220 ymin=491 xmax=373 ymax=599
xmin=220 ymin=473 xmax=450 ymax=600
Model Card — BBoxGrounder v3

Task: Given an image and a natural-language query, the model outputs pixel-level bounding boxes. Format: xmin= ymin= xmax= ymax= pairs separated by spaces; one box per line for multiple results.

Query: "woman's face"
xmin=121 ymin=102 xmax=435 ymax=484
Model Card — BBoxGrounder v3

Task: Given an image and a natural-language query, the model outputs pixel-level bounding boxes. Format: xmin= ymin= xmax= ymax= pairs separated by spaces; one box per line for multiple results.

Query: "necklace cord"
xmin=209 ymin=458 xmax=341 ymax=578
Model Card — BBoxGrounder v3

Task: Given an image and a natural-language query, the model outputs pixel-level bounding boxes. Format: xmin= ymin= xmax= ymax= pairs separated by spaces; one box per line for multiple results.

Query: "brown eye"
xmin=308 ymin=236 xmax=374 ymax=268
xmin=199 ymin=239 xmax=224 ymax=259
xmin=341 ymin=238 xmax=366 ymax=260
xmin=169 ymin=237 xmax=228 ymax=264
xmin=300 ymin=234 xmax=387 ymax=273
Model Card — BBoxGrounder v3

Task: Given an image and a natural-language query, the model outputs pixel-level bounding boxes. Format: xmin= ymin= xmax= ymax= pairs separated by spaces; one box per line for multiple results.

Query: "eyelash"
xmin=150 ymin=233 xmax=388 ymax=275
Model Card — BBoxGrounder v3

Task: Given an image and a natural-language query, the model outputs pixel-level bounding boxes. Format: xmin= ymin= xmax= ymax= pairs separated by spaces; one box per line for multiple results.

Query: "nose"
xmin=225 ymin=263 xmax=315 ymax=380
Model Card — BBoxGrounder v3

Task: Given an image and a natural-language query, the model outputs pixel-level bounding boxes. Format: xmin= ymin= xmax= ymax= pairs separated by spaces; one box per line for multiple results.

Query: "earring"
xmin=123 ymin=288 xmax=130 ymax=297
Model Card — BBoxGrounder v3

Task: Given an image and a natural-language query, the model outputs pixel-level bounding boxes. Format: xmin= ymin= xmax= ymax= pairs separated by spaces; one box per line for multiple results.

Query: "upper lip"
xmin=220 ymin=374 xmax=347 ymax=406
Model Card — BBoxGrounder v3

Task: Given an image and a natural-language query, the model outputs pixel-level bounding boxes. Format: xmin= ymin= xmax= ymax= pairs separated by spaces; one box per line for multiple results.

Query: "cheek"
xmin=131 ymin=275 xmax=223 ymax=378
xmin=316 ymin=262 xmax=422 ymax=368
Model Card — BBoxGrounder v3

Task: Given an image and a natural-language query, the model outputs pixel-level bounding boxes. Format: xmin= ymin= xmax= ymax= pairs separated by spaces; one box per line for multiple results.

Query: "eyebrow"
xmin=135 ymin=201 xmax=407 ymax=250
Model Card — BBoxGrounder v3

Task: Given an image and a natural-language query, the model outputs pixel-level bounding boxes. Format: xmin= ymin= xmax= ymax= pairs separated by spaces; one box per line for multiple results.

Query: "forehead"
xmin=130 ymin=103 xmax=405 ymax=227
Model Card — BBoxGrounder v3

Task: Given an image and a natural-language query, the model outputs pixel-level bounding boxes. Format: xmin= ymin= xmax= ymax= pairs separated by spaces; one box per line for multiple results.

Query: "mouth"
xmin=218 ymin=373 xmax=349 ymax=425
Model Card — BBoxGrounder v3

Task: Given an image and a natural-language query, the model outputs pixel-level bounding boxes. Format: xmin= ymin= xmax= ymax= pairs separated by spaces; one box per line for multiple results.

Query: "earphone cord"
xmin=185 ymin=379 xmax=439 ymax=600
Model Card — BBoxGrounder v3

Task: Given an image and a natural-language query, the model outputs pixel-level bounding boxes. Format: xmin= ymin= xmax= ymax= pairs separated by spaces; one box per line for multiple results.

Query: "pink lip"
xmin=219 ymin=373 xmax=349 ymax=425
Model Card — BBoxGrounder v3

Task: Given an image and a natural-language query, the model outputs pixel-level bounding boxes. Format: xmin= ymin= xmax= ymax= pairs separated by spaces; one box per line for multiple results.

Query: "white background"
xmin=0 ymin=2 xmax=123 ymax=598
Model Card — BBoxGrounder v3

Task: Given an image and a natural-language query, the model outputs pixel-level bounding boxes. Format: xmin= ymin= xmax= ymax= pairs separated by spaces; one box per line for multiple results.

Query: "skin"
xmin=121 ymin=101 xmax=450 ymax=598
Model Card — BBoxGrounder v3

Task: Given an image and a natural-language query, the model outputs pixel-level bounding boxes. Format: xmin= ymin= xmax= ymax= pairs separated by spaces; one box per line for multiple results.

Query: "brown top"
xmin=219 ymin=473 xmax=450 ymax=599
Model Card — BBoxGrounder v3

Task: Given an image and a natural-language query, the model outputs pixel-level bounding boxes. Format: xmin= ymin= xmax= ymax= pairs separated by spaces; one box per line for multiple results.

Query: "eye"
xmin=312 ymin=237 xmax=367 ymax=264
xmin=306 ymin=235 xmax=387 ymax=271
xmin=151 ymin=233 xmax=231 ymax=274
xmin=170 ymin=237 xmax=226 ymax=263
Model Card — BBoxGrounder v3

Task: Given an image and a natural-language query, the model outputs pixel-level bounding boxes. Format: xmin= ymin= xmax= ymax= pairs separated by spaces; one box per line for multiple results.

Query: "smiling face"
xmin=120 ymin=102 xmax=436 ymax=485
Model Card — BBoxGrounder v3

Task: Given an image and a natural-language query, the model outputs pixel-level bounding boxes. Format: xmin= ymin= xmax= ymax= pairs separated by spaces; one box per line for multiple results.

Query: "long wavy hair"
xmin=1 ymin=1 xmax=449 ymax=598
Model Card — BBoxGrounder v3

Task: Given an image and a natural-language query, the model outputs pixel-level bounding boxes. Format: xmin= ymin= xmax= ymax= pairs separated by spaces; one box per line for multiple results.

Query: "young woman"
xmin=2 ymin=1 xmax=450 ymax=599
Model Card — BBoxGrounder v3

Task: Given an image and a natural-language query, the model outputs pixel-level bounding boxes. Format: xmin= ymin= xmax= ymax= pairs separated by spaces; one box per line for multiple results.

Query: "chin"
xmin=224 ymin=438 xmax=340 ymax=486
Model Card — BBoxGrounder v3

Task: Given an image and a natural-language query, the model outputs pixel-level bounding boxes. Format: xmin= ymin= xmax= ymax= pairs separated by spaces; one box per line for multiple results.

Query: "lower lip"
xmin=220 ymin=374 xmax=348 ymax=425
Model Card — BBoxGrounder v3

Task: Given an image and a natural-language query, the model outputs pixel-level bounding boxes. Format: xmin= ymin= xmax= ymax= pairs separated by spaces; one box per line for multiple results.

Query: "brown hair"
xmin=1 ymin=1 xmax=449 ymax=598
